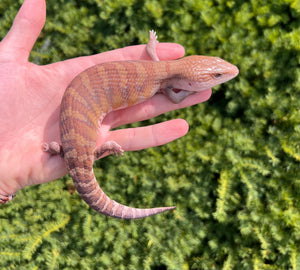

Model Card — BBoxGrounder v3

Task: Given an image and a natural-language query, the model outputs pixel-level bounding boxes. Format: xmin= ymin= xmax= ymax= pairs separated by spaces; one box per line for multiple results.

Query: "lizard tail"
xmin=70 ymin=165 xmax=175 ymax=219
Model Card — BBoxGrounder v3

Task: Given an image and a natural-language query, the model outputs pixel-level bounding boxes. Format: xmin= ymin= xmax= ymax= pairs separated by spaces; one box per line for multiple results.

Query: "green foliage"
xmin=1 ymin=0 xmax=300 ymax=269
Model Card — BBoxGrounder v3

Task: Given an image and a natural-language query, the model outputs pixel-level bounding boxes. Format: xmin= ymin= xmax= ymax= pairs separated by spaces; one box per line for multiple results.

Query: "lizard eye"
xmin=214 ymin=73 xmax=223 ymax=79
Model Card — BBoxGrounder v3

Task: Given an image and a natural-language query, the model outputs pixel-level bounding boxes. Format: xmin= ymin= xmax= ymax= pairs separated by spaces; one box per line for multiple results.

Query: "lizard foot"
xmin=94 ymin=140 xmax=124 ymax=160
xmin=42 ymin=142 xmax=64 ymax=157
xmin=146 ymin=30 xmax=160 ymax=62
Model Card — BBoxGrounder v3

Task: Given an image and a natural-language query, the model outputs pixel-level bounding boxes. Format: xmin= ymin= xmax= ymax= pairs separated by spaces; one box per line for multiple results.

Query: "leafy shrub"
xmin=1 ymin=0 xmax=299 ymax=269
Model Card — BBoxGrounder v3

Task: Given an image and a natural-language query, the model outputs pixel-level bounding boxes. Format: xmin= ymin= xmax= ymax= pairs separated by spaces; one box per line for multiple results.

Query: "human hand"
xmin=0 ymin=0 xmax=211 ymax=199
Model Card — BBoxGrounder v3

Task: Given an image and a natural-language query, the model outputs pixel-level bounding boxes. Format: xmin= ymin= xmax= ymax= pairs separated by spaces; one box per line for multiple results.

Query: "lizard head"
xmin=178 ymin=55 xmax=239 ymax=91
xmin=162 ymin=55 xmax=239 ymax=104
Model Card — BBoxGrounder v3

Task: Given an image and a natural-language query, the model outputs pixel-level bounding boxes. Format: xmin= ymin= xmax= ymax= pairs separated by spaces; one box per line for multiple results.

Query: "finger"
xmin=104 ymin=89 xmax=212 ymax=129
xmin=51 ymin=42 xmax=185 ymax=80
xmin=77 ymin=42 xmax=184 ymax=63
xmin=0 ymin=0 xmax=46 ymax=62
xmin=117 ymin=42 xmax=185 ymax=61
xmin=98 ymin=119 xmax=189 ymax=152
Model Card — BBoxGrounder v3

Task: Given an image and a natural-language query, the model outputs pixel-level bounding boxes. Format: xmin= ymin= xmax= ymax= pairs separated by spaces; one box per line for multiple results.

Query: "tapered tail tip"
xmin=119 ymin=205 xmax=177 ymax=220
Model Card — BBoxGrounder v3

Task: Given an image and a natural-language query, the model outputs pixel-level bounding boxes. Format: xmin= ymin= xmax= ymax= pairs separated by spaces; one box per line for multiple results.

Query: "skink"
xmin=43 ymin=31 xmax=239 ymax=219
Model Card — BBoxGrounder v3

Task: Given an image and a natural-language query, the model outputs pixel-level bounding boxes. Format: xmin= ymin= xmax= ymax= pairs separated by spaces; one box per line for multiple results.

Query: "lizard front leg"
xmin=162 ymin=88 xmax=194 ymax=104
xmin=146 ymin=30 xmax=160 ymax=61
xmin=147 ymin=30 xmax=193 ymax=104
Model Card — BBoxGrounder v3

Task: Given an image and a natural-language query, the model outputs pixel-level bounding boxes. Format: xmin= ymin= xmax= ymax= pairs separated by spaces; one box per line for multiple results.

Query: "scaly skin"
xmin=43 ymin=32 xmax=239 ymax=219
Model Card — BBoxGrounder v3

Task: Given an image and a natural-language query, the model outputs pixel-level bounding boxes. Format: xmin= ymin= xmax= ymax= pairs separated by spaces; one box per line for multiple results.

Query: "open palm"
xmin=0 ymin=0 xmax=211 ymax=199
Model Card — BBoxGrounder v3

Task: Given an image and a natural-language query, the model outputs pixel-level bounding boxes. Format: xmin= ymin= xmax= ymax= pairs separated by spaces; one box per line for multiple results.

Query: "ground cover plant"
xmin=0 ymin=0 xmax=299 ymax=269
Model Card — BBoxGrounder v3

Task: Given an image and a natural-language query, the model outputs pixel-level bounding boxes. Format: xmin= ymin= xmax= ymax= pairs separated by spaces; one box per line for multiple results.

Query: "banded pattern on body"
xmin=42 ymin=30 xmax=238 ymax=219
xmin=42 ymin=51 xmax=239 ymax=219
xmin=60 ymin=60 xmax=176 ymax=219
xmin=59 ymin=55 xmax=238 ymax=219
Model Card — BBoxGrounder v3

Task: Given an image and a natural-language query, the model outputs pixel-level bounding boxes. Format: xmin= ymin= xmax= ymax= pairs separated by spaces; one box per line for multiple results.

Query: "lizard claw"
xmin=149 ymin=30 xmax=158 ymax=43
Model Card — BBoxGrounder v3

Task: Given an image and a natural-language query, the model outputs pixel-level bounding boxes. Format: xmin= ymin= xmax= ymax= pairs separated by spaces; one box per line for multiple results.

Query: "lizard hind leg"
xmin=88 ymin=141 xmax=176 ymax=219
xmin=93 ymin=140 xmax=124 ymax=161
xmin=42 ymin=141 xmax=64 ymax=157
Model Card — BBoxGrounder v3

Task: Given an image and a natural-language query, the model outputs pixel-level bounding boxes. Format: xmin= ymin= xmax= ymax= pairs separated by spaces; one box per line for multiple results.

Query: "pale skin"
xmin=0 ymin=0 xmax=211 ymax=201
